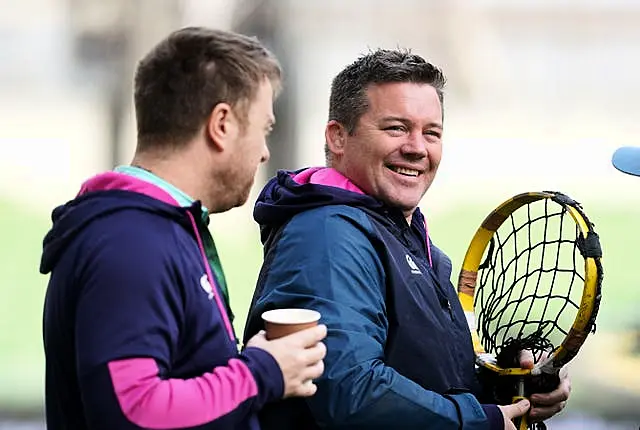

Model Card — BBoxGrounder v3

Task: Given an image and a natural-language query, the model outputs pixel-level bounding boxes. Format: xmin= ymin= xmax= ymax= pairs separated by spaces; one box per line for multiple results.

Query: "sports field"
xmin=1 ymin=194 xmax=639 ymax=418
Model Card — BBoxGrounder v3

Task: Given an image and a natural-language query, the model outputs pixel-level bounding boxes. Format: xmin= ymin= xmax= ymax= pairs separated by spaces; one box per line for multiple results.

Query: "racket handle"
xmin=511 ymin=395 xmax=529 ymax=430
xmin=512 ymin=378 xmax=529 ymax=430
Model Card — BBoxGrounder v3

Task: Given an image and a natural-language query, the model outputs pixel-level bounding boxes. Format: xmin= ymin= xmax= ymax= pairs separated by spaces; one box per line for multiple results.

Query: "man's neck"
xmin=405 ymin=213 xmax=413 ymax=225
xmin=131 ymin=150 xmax=213 ymax=210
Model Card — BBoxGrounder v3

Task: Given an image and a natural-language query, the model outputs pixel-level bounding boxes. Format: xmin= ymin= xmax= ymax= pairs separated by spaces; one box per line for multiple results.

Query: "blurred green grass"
xmin=1 ymin=195 xmax=638 ymax=412
xmin=0 ymin=199 xmax=50 ymax=410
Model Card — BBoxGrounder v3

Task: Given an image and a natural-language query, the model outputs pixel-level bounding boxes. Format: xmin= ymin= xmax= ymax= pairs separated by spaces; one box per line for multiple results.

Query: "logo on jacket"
xmin=405 ymin=255 xmax=422 ymax=275
xmin=200 ymin=274 xmax=214 ymax=300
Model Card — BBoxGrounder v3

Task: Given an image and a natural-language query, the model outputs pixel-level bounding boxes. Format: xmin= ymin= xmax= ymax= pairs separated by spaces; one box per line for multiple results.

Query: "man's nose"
xmin=400 ymin=132 xmax=428 ymax=159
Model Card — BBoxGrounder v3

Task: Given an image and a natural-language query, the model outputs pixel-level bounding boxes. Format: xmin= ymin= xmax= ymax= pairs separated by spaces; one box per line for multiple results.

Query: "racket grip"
xmin=511 ymin=395 xmax=529 ymax=430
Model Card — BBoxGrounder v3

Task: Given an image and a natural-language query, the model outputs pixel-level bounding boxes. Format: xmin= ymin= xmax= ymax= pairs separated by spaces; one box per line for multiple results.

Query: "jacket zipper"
xmin=186 ymin=211 xmax=236 ymax=342
xmin=445 ymin=299 xmax=454 ymax=321
xmin=392 ymin=211 xmax=454 ymax=322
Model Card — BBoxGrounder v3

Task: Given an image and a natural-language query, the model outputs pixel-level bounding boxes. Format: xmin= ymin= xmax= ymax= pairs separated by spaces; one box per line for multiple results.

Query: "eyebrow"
xmin=380 ymin=116 xmax=442 ymax=129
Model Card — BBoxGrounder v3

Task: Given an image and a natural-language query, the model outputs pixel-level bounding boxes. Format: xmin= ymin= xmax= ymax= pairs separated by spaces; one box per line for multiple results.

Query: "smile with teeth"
xmin=388 ymin=166 xmax=420 ymax=177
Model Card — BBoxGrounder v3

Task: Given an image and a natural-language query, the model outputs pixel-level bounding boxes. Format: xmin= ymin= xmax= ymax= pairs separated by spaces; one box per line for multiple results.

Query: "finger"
xmin=530 ymin=377 xmax=570 ymax=406
xmin=559 ymin=364 xmax=570 ymax=380
xmin=303 ymin=359 xmax=325 ymax=381
xmin=294 ymin=380 xmax=318 ymax=397
xmin=518 ymin=349 xmax=535 ymax=369
xmin=285 ymin=324 xmax=327 ymax=347
xmin=303 ymin=341 xmax=327 ymax=364
xmin=499 ymin=399 xmax=530 ymax=419
xmin=529 ymin=401 xmax=567 ymax=421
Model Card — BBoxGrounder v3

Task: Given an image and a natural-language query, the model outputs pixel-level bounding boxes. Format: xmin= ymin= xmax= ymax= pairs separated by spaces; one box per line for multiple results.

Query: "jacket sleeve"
xmin=252 ymin=208 xmax=499 ymax=430
xmin=74 ymin=212 xmax=283 ymax=429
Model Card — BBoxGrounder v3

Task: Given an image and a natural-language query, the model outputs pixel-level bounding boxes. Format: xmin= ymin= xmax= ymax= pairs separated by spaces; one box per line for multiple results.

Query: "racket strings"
xmin=475 ymin=199 xmax=583 ymax=363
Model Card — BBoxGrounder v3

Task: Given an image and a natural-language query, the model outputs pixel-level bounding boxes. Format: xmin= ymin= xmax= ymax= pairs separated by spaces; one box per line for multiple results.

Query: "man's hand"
xmin=246 ymin=325 xmax=327 ymax=398
xmin=518 ymin=350 xmax=571 ymax=422
xmin=498 ymin=399 xmax=530 ymax=430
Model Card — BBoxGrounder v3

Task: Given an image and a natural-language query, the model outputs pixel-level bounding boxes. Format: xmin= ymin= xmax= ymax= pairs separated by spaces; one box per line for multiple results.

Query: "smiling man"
xmin=243 ymin=49 xmax=570 ymax=429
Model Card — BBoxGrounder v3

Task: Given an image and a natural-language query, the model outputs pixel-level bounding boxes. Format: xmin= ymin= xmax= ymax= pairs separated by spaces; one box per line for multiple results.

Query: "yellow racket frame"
xmin=457 ymin=191 xmax=602 ymax=376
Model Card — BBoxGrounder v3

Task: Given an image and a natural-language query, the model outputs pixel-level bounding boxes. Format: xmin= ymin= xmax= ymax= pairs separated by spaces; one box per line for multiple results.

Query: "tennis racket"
xmin=456 ymin=191 xmax=603 ymax=430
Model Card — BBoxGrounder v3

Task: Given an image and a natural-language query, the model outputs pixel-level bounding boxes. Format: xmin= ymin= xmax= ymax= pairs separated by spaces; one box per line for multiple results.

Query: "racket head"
xmin=457 ymin=191 xmax=603 ymax=377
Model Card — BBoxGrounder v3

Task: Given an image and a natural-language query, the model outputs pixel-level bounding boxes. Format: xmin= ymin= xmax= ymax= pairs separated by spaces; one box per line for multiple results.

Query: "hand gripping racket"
xmin=456 ymin=191 xmax=603 ymax=430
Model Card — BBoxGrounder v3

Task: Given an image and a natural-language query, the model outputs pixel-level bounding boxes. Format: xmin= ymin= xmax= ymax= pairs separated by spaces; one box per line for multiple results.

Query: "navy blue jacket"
xmin=41 ymin=172 xmax=283 ymax=430
xmin=243 ymin=168 xmax=502 ymax=430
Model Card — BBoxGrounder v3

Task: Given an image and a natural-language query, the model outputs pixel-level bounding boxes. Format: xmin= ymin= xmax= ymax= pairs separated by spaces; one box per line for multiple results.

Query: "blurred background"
xmin=1 ymin=0 xmax=639 ymax=428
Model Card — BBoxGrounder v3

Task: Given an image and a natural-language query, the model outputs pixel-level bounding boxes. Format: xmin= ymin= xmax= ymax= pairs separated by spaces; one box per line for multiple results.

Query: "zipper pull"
xmin=446 ymin=299 xmax=454 ymax=321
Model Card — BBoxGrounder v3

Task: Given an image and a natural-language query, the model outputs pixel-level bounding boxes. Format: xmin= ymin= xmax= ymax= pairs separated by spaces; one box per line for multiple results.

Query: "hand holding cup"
xmin=246 ymin=308 xmax=326 ymax=398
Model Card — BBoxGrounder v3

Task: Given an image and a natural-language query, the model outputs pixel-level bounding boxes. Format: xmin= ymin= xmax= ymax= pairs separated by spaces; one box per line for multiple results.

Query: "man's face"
xmin=331 ymin=82 xmax=443 ymax=217
xmin=225 ymin=78 xmax=274 ymax=208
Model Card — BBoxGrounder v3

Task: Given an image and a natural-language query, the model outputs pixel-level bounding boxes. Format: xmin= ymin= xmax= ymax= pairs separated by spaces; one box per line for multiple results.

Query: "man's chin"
xmin=233 ymin=187 xmax=253 ymax=208
xmin=381 ymin=194 xmax=421 ymax=214
xmin=209 ymin=190 xmax=251 ymax=213
xmin=233 ymin=198 xmax=249 ymax=209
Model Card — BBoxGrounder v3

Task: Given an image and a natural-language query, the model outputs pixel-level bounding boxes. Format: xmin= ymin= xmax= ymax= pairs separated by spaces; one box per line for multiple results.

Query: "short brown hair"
xmin=134 ymin=27 xmax=281 ymax=151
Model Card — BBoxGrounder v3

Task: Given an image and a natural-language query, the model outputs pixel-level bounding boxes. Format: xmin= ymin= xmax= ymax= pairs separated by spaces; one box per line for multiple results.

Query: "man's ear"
xmin=325 ymin=120 xmax=348 ymax=157
xmin=206 ymin=102 xmax=238 ymax=152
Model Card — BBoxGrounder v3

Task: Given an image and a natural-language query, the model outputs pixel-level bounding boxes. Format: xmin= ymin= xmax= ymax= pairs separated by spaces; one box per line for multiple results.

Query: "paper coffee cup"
xmin=261 ymin=308 xmax=321 ymax=340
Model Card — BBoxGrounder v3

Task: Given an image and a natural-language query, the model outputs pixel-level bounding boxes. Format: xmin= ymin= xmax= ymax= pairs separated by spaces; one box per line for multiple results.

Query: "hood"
xmin=40 ymin=172 xmax=186 ymax=274
xmin=254 ymin=167 xmax=385 ymax=244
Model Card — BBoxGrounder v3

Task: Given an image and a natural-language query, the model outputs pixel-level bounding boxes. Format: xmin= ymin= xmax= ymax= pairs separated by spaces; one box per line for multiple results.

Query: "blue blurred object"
xmin=612 ymin=146 xmax=640 ymax=177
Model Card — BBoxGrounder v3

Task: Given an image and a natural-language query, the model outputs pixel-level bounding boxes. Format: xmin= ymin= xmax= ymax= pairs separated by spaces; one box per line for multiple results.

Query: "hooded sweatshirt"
xmin=40 ymin=170 xmax=283 ymax=430
xmin=243 ymin=167 xmax=502 ymax=430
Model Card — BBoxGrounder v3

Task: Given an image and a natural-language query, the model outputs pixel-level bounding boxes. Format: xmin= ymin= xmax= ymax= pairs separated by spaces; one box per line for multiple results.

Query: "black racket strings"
xmin=474 ymin=199 xmax=584 ymax=365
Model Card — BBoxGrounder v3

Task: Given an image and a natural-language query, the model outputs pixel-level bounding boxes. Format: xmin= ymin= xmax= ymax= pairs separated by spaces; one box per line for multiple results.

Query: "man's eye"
xmin=425 ymin=130 xmax=441 ymax=138
xmin=384 ymin=126 xmax=405 ymax=132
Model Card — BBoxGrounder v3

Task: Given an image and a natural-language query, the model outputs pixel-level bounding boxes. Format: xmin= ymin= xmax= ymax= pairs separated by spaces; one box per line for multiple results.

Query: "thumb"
xmin=499 ymin=399 xmax=530 ymax=419
xmin=518 ymin=349 xmax=535 ymax=369
xmin=246 ymin=330 xmax=268 ymax=348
